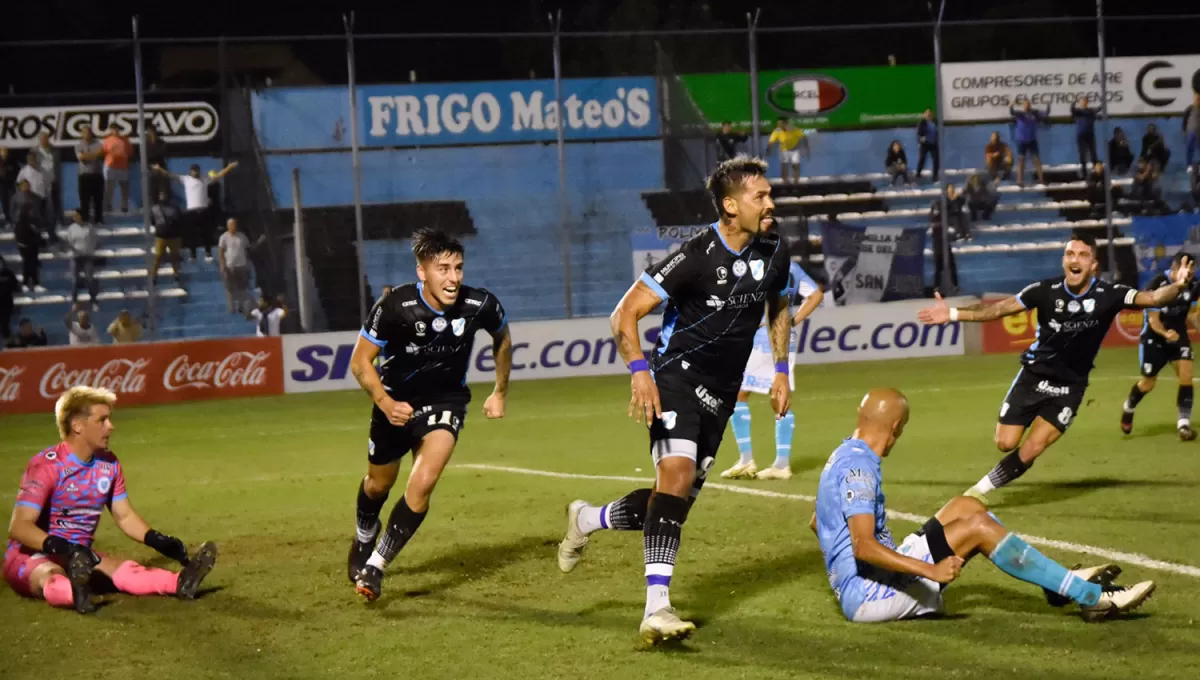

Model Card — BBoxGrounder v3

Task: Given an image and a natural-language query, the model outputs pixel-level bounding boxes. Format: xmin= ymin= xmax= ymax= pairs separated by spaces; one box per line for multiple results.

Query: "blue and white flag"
xmin=1132 ymin=214 xmax=1200 ymax=287
xmin=818 ymin=221 xmax=926 ymax=306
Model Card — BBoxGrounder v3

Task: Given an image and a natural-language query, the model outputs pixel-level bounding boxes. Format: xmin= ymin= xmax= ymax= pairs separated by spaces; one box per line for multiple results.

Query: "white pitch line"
xmin=459 ymin=463 xmax=1200 ymax=579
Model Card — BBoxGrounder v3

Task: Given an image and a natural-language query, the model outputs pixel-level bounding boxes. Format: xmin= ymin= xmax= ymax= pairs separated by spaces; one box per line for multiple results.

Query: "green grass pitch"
xmin=2 ymin=348 xmax=1199 ymax=680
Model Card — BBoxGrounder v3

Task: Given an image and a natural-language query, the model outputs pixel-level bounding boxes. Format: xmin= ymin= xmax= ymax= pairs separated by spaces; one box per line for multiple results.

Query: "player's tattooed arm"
xmin=767 ymin=294 xmax=791 ymax=364
xmin=920 ymin=293 xmax=1024 ymax=324
xmin=610 ymin=281 xmax=661 ymax=366
xmin=490 ymin=325 xmax=512 ymax=396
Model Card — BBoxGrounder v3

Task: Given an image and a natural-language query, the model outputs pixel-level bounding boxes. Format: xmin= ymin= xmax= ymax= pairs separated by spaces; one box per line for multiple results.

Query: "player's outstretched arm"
xmin=848 ymin=514 xmax=963 ymax=584
xmin=483 ymin=325 xmax=512 ymax=419
xmin=918 ymin=291 xmax=1024 ymax=324
xmin=611 ymin=280 xmax=663 ymax=424
xmin=1133 ymin=259 xmax=1194 ymax=308
xmin=350 ymin=334 xmax=412 ymax=426
xmin=110 ymin=497 xmax=190 ymax=564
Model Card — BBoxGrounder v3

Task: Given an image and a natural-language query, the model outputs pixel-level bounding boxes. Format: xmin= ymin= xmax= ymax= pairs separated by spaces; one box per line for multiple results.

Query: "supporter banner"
xmin=978 ymin=294 xmax=1184 ymax=353
xmin=681 ymin=66 xmax=934 ymax=131
xmin=0 ymin=337 xmax=283 ymax=415
xmin=0 ymin=102 xmax=220 ymax=149
xmin=941 ymin=54 xmax=1200 ymax=122
xmin=818 ymin=221 xmax=926 ymax=306
xmin=253 ymin=78 xmax=657 ymax=150
xmin=1132 ymin=214 xmax=1200 ymax=287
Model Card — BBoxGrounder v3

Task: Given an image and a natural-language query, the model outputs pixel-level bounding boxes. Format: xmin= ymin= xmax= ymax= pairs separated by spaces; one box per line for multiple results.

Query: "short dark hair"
xmin=411 ymin=228 xmax=465 ymax=263
xmin=189 ymin=164 xmax=201 ymax=173
xmin=1069 ymin=231 xmax=1097 ymax=256
xmin=706 ymin=156 xmax=769 ymax=218
xmin=1172 ymin=250 xmax=1192 ymax=266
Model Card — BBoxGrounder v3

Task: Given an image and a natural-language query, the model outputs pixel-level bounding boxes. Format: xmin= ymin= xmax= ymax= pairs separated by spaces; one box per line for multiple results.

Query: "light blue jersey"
xmin=751 ymin=261 xmax=820 ymax=354
xmin=815 ymin=438 xmax=899 ymax=620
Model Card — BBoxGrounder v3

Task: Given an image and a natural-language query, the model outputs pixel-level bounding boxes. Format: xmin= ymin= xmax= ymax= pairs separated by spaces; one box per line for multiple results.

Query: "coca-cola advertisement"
xmin=0 ymin=338 xmax=283 ymax=414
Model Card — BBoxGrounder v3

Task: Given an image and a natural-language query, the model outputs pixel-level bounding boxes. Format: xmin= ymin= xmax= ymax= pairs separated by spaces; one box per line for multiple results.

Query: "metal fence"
xmin=2 ymin=10 xmax=1199 ymax=340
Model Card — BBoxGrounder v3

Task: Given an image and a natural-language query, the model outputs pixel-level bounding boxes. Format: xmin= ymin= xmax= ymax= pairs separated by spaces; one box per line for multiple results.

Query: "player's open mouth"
xmin=1068 ymin=266 xmax=1083 ymax=275
xmin=442 ymin=286 xmax=459 ymax=298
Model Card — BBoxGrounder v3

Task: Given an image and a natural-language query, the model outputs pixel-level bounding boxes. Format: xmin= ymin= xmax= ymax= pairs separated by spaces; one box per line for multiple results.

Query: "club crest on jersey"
xmin=749 ymin=259 xmax=764 ymax=281
xmin=415 ymin=321 xmax=427 ymax=336
xmin=733 ymin=260 xmax=748 ymax=278
xmin=451 ymin=318 xmax=466 ymax=336
xmin=1082 ymin=299 xmax=1095 ymax=313
xmin=1067 ymin=300 xmax=1081 ymax=313
xmin=97 ymin=477 xmax=111 ymax=494
xmin=432 ymin=317 xmax=447 ymax=333
xmin=716 ymin=266 xmax=728 ymax=284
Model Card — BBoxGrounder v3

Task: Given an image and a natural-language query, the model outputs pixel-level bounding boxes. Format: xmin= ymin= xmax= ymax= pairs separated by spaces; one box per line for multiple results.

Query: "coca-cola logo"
xmin=39 ymin=359 xmax=149 ymax=399
xmin=0 ymin=365 xmax=25 ymax=402
xmin=163 ymin=351 xmax=271 ymax=391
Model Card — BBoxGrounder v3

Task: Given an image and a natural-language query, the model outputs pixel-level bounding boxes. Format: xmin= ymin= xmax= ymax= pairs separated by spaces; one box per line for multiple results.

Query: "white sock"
xmin=366 ymin=551 xmax=387 ymax=571
xmin=1179 ymin=418 xmax=1190 ymax=430
xmin=644 ymin=585 xmax=671 ymax=619
xmin=970 ymin=475 xmax=996 ymax=496
xmin=576 ymin=505 xmax=604 ymax=534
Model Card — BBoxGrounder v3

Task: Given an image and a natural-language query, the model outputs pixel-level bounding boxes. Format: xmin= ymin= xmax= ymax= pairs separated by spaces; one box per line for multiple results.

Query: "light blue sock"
xmin=732 ymin=401 xmax=753 ymax=464
xmin=989 ymin=533 xmax=1101 ymax=606
xmin=773 ymin=411 xmax=794 ymax=469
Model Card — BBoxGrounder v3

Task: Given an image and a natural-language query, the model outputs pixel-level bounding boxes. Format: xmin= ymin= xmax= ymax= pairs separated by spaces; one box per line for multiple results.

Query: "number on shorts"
xmin=427 ymin=411 xmax=460 ymax=430
xmin=1183 ymin=348 xmax=1193 ymax=359
xmin=1057 ymin=406 xmax=1074 ymax=426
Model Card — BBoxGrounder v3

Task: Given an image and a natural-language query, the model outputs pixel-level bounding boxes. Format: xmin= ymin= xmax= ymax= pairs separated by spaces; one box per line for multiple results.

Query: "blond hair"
xmin=55 ymin=386 xmax=117 ymax=440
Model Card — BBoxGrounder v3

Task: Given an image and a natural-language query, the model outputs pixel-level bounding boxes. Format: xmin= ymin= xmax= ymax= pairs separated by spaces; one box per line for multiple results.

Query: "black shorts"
xmin=647 ymin=379 xmax=733 ymax=497
xmin=998 ymin=369 xmax=1085 ymax=433
xmin=368 ymin=402 xmax=466 ymax=465
xmin=1017 ymin=140 xmax=1040 ymax=157
xmin=1140 ymin=338 xmax=1193 ymax=377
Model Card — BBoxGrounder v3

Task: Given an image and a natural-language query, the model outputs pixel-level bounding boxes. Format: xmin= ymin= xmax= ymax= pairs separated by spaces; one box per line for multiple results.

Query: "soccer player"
xmin=918 ymin=234 xmax=1193 ymax=500
xmin=4 ymin=386 xmax=217 ymax=614
xmin=813 ymin=387 xmax=1155 ymax=623
xmin=346 ymin=228 xmax=512 ymax=602
xmin=1121 ymin=251 xmax=1200 ymax=439
xmin=721 ymin=260 xmax=824 ymax=480
xmin=556 ymin=156 xmax=794 ymax=644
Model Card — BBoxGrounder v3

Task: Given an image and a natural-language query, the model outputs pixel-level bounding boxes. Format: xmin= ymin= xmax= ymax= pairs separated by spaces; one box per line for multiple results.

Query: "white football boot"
xmin=556 ymin=500 xmax=590 ymax=573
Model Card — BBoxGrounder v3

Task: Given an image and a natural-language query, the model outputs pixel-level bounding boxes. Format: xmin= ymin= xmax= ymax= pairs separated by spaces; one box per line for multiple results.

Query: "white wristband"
xmin=949 ymin=308 xmax=959 ymax=322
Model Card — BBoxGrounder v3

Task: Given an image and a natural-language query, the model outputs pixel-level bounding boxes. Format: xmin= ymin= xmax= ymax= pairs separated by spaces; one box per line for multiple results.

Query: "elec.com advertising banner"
xmin=282 ymin=301 xmax=965 ymax=394
xmin=253 ymin=78 xmax=658 ymax=151
xmin=941 ymin=54 xmax=1200 ymax=122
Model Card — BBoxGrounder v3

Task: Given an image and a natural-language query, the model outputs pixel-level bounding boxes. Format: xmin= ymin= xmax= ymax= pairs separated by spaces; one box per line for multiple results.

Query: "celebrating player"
xmin=918 ymin=234 xmax=1193 ymax=500
xmin=4 ymin=386 xmax=217 ymax=614
xmin=721 ymin=259 xmax=824 ymax=480
xmin=1120 ymin=251 xmax=1200 ymax=439
xmin=556 ymin=156 xmax=794 ymax=644
xmin=346 ymin=228 xmax=512 ymax=602
xmin=813 ymin=387 xmax=1155 ymax=623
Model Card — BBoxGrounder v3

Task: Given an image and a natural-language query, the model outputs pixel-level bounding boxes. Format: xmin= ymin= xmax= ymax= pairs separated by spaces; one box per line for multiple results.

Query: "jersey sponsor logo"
xmin=705 ymin=295 xmax=726 ymax=310
xmin=705 ymin=241 xmax=715 ymax=255
xmin=465 ymin=298 xmax=483 ymax=306
xmin=163 ymin=351 xmax=272 ymax=391
xmin=0 ymin=365 xmax=24 ymax=403
xmin=401 ymin=300 xmax=418 ymax=307
xmin=415 ymin=321 xmax=428 ymax=336
xmin=451 ymin=318 xmax=466 ymax=336
xmin=44 ymin=450 xmax=57 ymax=461
xmin=733 ymin=260 xmax=748 ymax=278
xmin=749 ymin=259 xmax=765 ymax=281
xmin=39 ymin=358 xmax=150 ymax=400
xmin=1049 ymin=318 xmax=1100 ymax=333
xmin=432 ymin=317 xmax=448 ymax=333
xmin=693 ymin=385 xmax=723 ymax=414
xmin=1036 ymin=380 xmax=1071 ymax=396
xmin=655 ymin=252 xmax=687 ymax=280
xmin=681 ymin=360 xmax=690 ymax=370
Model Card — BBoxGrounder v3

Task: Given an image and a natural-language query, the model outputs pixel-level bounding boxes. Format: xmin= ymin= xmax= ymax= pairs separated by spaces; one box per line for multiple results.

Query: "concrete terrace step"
xmin=13 ymin=287 xmax=187 ymax=307
xmin=0 ymin=225 xmax=146 ymax=243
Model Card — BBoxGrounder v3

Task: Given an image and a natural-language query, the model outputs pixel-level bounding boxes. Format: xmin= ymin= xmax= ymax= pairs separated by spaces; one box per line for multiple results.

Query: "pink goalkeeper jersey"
xmin=6 ymin=442 xmax=127 ymax=557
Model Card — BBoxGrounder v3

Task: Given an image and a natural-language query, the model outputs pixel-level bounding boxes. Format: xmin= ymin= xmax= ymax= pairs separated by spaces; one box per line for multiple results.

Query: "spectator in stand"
xmin=0 ymin=147 xmax=16 ymax=227
xmin=149 ymin=190 xmax=184 ymax=288
xmin=34 ymin=131 xmax=60 ymax=227
xmin=1184 ymin=93 xmax=1200 ymax=169
xmin=929 ymin=188 xmax=959 ymax=293
xmin=715 ymin=121 xmax=748 ymax=162
xmin=884 ymin=140 xmax=911 ymax=186
xmin=75 ymin=126 xmax=105 ymax=224
xmin=963 ymin=174 xmax=998 ymax=222
xmin=1084 ymin=161 xmax=1110 ymax=217
xmin=1010 ymin=101 xmax=1050 ymax=187
xmin=249 ymin=295 xmax=287 ymax=337
xmin=0 ymin=258 xmax=16 ymax=339
xmin=915 ymin=109 xmax=939 ymax=182
xmin=107 ymin=309 xmax=143 ymax=344
xmin=1070 ymin=96 xmax=1099 ymax=178
xmin=1131 ymin=157 xmax=1169 ymax=214
xmin=1109 ymin=127 xmax=1135 ymax=175
xmin=1141 ymin=123 xmax=1170 ymax=172
xmin=5 ymin=318 xmax=48 ymax=349
xmin=144 ymin=128 xmax=169 ymax=200
xmin=63 ymin=304 xmax=100 ymax=346
xmin=102 ymin=125 xmax=133 ymax=215
xmin=984 ymin=131 xmax=1013 ymax=182
xmin=767 ymin=118 xmax=808 ymax=183
xmin=152 ymin=161 xmax=237 ymax=262
xmin=64 ymin=210 xmax=100 ymax=310
xmin=218 ymin=218 xmax=253 ymax=314
xmin=12 ymin=179 xmax=44 ymax=293
xmin=16 ymin=151 xmax=47 ymax=217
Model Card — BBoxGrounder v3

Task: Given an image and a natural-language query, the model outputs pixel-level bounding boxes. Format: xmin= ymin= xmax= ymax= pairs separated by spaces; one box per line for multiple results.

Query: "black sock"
xmin=1178 ymin=385 xmax=1194 ymax=425
xmin=374 ymin=496 xmax=427 ymax=565
xmin=985 ymin=450 xmax=1032 ymax=491
xmin=355 ymin=480 xmax=388 ymax=543
xmin=1125 ymin=383 xmax=1149 ymax=412
xmin=643 ymin=493 xmax=690 ymax=590
xmin=606 ymin=488 xmax=652 ymax=531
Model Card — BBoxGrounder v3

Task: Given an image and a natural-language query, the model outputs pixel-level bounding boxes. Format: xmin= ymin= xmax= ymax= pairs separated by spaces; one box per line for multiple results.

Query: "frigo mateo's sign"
xmin=0 ymin=102 xmax=219 ymax=149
